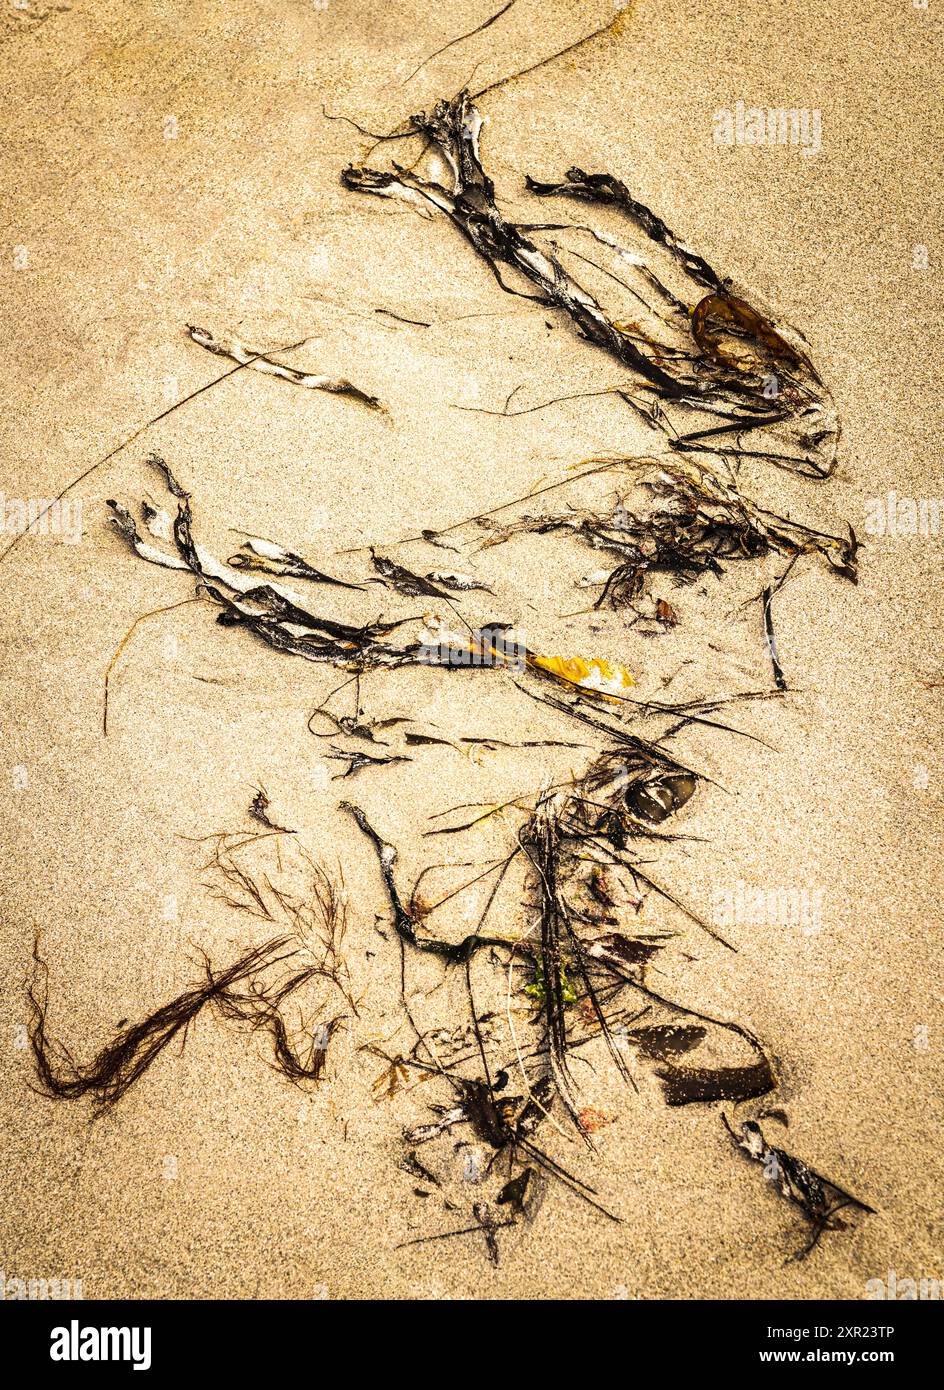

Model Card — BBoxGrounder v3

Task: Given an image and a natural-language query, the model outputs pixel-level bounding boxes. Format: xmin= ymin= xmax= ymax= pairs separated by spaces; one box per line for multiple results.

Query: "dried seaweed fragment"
xmin=106 ymin=499 xmax=190 ymax=572
xmin=629 ymin=1023 xmax=706 ymax=1058
xmin=586 ymin=934 xmax=670 ymax=972
xmin=762 ymin=584 xmax=787 ymax=691
xmin=107 ymin=459 xmax=433 ymax=673
xmin=523 ymin=171 xmax=839 ymax=478
xmin=327 ymin=746 xmax=410 ymax=778
xmin=586 ymin=951 xmax=775 ymax=1105
xmin=343 ymin=115 xmax=686 ymax=397
xmin=478 ymin=458 xmax=858 ymax=597
xmin=495 ymin=1167 xmax=533 ymax=1213
xmin=652 ymin=1058 xmax=775 ymax=1106
xmin=249 ymin=786 xmax=293 ymax=832
xmin=214 ymin=985 xmax=346 ymax=1085
xmin=193 ymin=834 xmax=356 ymax=1083
xmin=370 ymin=550 xmax=453 ymax=600
xmin=228 ymin=535 xmax=364 ymax=591
xmin=691 ymin=293 xmax=807 ymax=375
xmin=187 ymin=325 xmax=383 ymax=410
xmin=723 ymin=1117 xmax=875 ymax=1259
xmin=529 ymin=653 xmax=636 ymax=699
xmin=425 ymin=569 xmax=494 ymax=594
xmin=342 ymin=801 xmax=514 ymax=962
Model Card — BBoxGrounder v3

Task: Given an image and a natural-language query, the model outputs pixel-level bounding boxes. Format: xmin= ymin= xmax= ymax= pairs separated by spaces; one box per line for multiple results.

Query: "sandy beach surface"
xmin=1 ymin=0 xmax=942 ymax=1300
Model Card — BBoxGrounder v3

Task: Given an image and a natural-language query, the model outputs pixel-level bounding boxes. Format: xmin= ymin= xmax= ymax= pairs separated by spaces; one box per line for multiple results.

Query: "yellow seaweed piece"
xmin=529 ymin=653 xmax=636 ymax=699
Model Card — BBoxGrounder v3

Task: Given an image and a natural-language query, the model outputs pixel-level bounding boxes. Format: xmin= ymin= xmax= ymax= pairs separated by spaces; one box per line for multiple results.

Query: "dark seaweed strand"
xmin=524 ymin=168 xmax=726 ymax=294
xmin=401 ymin=1 xmax=518 ymax=85
xmin=28 ymin=935 xmax=296 ymax=1111
xmin=342 ymin=95 xmax=803 ymax=413
xmin=762 ymin=585 xmax=788 ymax=691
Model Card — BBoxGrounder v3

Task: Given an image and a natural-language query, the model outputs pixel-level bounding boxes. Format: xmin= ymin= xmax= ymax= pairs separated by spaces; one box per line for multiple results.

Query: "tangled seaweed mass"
xmin=30 ymin=92 xmax=872 ymax=1267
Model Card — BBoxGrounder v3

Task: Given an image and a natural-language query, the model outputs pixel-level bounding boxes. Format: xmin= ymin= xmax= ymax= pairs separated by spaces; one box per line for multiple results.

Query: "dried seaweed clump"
xmin=335 ymin=645 xmax=873 ymax=1263
xmin=477 ymin=457 xmax=857 ymax=609
xmin=337 ymin=689 xmax=782 ymax=1262
xmin=343 ymin=91 xmax=841 ymax=479
xmin=107 ymin=455 xmax=531 ymax=686
xmin=107 ymin=457 xmax=425 ymax=672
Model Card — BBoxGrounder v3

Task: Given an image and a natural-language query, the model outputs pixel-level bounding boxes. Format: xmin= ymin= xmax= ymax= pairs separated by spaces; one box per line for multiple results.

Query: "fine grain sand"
xmin=0 ymin=0 xmax=941 ymax=1299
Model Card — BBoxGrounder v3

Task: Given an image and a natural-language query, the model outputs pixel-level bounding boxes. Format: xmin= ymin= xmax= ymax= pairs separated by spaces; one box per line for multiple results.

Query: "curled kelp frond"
xmin=343 ymin=92 xmax=841 ymax=478
xmin=106 ymin=499 xmax=190 ymax=572
xmin=204 ymin=581 xmax=426 ymax=670
xmin=187 ymin=325 xmax=383 ymax=410
xmin=723 ymin=1116 xmax=875 ymax=1259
